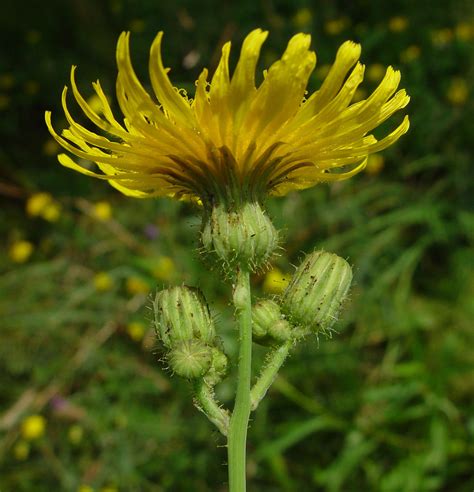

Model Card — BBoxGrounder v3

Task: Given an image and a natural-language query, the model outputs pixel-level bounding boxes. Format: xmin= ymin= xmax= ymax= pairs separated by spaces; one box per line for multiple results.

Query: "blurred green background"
xmin=1 ymin=0 xmax=473 ymax=491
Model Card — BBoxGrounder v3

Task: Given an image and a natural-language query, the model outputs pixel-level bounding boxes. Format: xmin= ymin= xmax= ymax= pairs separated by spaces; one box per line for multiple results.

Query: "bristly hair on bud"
xmin=280 ymin=250 xmax=352 ymax=336
xmin=201 ymin=201 xmax=279 ymax=272
xmin=251 ymin=299 xmax=292 ymax=345
xmin=153 ymin=285 xmax=228 ymax=380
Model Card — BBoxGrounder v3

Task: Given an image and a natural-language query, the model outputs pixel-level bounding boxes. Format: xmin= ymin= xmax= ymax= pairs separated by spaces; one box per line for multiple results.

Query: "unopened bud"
xmin=204 ymin=347 xmax=229 ymax=385
xmin=281 ymin=251 xmax=352 ymax=334
xmin=252 ymin=299 xmax=292 ymax=344
xmin=153 ymin=286 xmax=215 ymax=348
xmin=201 ymin=201 xmax=278 ymax=271
xmin=168 ymin=340 xmax=213 ymax=379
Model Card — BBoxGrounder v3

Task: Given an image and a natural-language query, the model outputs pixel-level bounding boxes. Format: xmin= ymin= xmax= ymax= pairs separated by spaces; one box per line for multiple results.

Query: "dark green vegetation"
xmin=1 ymin=0 xmax=473 ymax=490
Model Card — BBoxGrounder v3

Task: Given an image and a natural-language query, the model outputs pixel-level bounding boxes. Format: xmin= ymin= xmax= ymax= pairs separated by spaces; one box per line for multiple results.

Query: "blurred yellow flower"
xmin=24 ymin=80 xmax=40 ymax=95
xmin=0 ymin=94 xmax=10 ymax=110
xmin=263 ymin=267 xmax=290 ymax=294
xmin=152 ymin=255 xmax=176 ymax=281
xmin=92 ymin=201 xmax=112 ymax=221
xmin=68 ymin=424 xmax=84 ymax=445
xmin=126 ymin=276 xmax=149 ymax=295
xmin=431 ymin=28 xmax=453 ymax=47
xmin=21 ymin=415 xmax=46 ymax=440
xmin=26 ymin=192 xmax=53 ymax=217
xmin=9 ymin=240 xmax=34 ymax=263
xmin=46 ymin=29 xmax=409 ymax=204
xmin=26 ymin=192 xmax=62 ymax=222
xmin=293 ymin=8 xmax=312 ymax=28
xmin=130 ymin=18 xmax=146 ymax=33
xmin=400 ymin=45 xmax=421 ymax=63
xmin=455 ymin=22 xmax=473 ymax=41
xmin=100 ymin=487 xmax=118 ymax=492
xmin=43 ymin=138 xmax=61 ymax=156
xmin=94 ymin=271 xmax=113 ymax=292
xmin=365 ymin=154 xmax=385 ymax=175
xmin=78 ymin=486 xmax=94 ymax=492
xmin=126 ymin=321 xmax=146 ymax=341
xmin=366 ymin=64 xmax=386 ymax=83
xmin=0 ymin=73 xmax=14 ymax=89
xmin=388 ymin=16 xmax=408 ymax=32
xmin=13 ymin=440 xmax=30 ymax=460
xmin=325 ymin=17 xmax=350 ymax=35
xmin=87 ymin=94 xmax=106 ymax=114
xmin=446 ymin=78 xmax=469 ymax=106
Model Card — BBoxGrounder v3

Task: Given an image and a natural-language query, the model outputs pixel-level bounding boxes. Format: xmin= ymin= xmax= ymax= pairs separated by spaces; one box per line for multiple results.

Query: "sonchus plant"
xmin=46 ymin=29 xmax=409 ymax=491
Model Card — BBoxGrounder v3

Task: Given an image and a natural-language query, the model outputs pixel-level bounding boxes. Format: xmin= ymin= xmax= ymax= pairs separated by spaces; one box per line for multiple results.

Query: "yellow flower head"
xmin=21 ymin=414 xmax=46 ymax=441
xmin=263 ymin=267 xmax=290 ymax=294
xmin=46 ymin=30 xmax=409 ymax=206
xmin=9 ymin=240 xmax=34 ymax=263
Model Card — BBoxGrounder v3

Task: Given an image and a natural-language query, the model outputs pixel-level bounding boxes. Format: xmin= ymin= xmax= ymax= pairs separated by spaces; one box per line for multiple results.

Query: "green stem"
xmin=250 ymin=340 xmax=292 ymax=411
xmin=228 ymin=269 xmax=252 ymax=492
xmin=194 ymin=380 xmax=230 ymax=436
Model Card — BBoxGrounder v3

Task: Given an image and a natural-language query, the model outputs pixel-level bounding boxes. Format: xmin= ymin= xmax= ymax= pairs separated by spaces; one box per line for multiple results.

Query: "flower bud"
xmin=153 ymin=286 xmax=215 ymax=348
xmin=204 ymin=347 xmax=229 ymax=386
xmin=168 ymin=340 xmax=213 ymax=379
xmin=281 ymin=251 xmax=352 ymax=334
xmin=201 ymin=201 xmax=278 ymax=271
xmin=252 ymin=299 xmax=292 ymax=344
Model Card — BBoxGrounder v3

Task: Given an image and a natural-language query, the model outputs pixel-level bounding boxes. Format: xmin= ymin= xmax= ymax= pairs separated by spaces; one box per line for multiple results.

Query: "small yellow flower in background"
xmin=366 ymin=64 xmax=386 ymax=83
xmin=126 ymin=276 xmax=150 ymax=295
xmin=325 ymin=17 xmax=350 ymax=35
xmin=0 ymin=94 xmax=10 ymax=110
xmin=152 ymin=255 xmax=176 ymax=281
xmin=26 ymin=192 xmax=61 ymax=222
xmin=46 ymin=29 xmax=409 ymax=204
xmin=92 ymin=201 xmax=112 ymax=221
xmin=43 ymin=138 xmax=61 ymax=156
xmin=446 ymin=78 xmax=469 ymax=106
xmin=26 ymin=30 xmax=42 ymax=45
xmin=126 ymin=321 xmax=146 ymax=341
xmin=365 ymin=154 xmax=385 ymax=175
xmin=263 ymin=267 xmax=290 ymax=294
xmin=400 ymin=45 xmax=421 ymax=63
xmin=0 ymin=73 xmax=14 ymax=89
xmin=94 ymin=271 xmax=113 ymax=292
xmin=21 ymin=415 xmax=46 ymax=440
xmin=293 ymin=8 xmax=312 ymax=28
xmin=9 ymin=240 xmax=34 ymax=263
xmin=455 ymin=22 xmax=473 ymax=41
xmin=13 ymin=440 xmax=30 ymax=460
xmin=388 ymin=16 xmax=408 ymax=32
xmin=78 ymin=486 xmax=94 ymax=492
xmin=431 ymin=28 xmax=453 ymax=47
xmin=26 ymin=192 xmax=53 ymax=217
xmin=100 ymin=487 xmax=118 ymax=492
xmin=129 ymin=19 xmax=146 ymax=33
xmin=67 ymin=424 xmax=84 ymax=445
xmin=87 ymin=94 xmax=106 ymax=115
xmin=24 ymin=80 xmax=40 ymax=95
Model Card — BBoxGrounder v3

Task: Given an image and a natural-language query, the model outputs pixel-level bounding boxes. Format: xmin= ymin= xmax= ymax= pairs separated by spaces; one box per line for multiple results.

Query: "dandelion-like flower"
xmin=46 ymin=29 xmax=409 ymax=207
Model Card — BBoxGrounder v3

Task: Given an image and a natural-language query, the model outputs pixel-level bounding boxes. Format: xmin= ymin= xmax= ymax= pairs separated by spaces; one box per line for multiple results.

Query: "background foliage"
xmin=1 ymin=0 xmax=473 ymax=491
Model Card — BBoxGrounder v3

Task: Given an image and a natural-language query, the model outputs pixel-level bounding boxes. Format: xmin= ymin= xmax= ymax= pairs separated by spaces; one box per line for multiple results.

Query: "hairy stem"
xmin=194 ymin=380 xmax=230 ymax=436
xmin=227 ymin=269 xmax=252 ymax=492
xmin=250 ymin=340 xmax=292 ymax=411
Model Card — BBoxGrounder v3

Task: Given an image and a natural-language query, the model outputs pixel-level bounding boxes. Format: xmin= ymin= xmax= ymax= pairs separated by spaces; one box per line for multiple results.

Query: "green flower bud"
xmin=153 ymin=286 xmax=215 ymax=348
xmin=201 ymin=201 xmax=278 ymax=271
xmin=204 ymin=347 xmax=229 ymax=386
xmin=252 ymin=299 xmax=292 ymax=345
xmin=281 ymin=250 xmax=352 ymax=334
xmin=168 ymin=340 xmax=213 ymax=379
